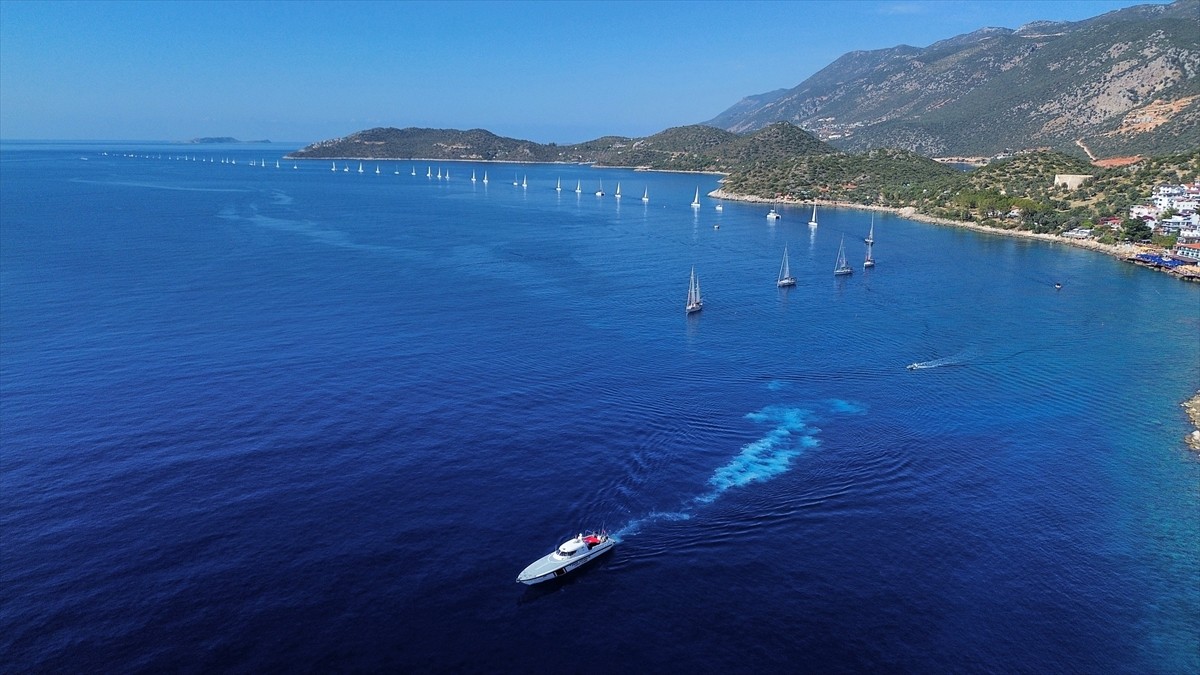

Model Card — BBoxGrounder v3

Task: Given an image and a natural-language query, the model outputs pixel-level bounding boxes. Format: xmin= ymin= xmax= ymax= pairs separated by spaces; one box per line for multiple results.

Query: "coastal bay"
xmin=709 ymin=188 xmax=1198 ymax=281
xmin=2 ymin=144 xmax=1197 ymax=673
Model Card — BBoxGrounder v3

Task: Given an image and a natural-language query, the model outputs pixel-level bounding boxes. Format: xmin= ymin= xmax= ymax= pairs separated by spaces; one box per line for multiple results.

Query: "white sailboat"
xmin=472 ymin=170 xmax=477 ymax=183
xmin=332 ymin=161 xmax=337 ymax=172
xmin=864 ymin=239 xmax=875 ymax=269
xmin=427 ymin=166 xmax=432 ymax=178
xmin=445 ymin=169 xmax=450 ymax=180
xmin=556 ymin=177 xmax=562 ymax=192
xmin=483 ymin=171 xmax=489 ymax=184
xmin=834 ymin=236 xmax=854 ymax=276
xmin=343 ymin=164 xmax=349 ymax=172
xmin=513 ymin=173 xmax=519 ymax=186
xmin=691 ymin=187 xmax=700 ymax=208
xmin=438 ymin=168 xmax=443 ymax=179
xmin=595 ymin=179 xmax=604 ymax=197
xmin=642 ymin=187 xmax=649 ymax=202
xmin=412 ymin=166 xmax=417 ymax=176
xmin=275 ymin=160 xmax=280 ymax=169
xmin=293 ymin=163 xmax=298 ymax=170
xmin=395 ymin=166 xmax=401 ymax=175
xmin=575 ymin=180 xmax=582 ymax=194
xmin=715 ymin=203 xmax=723 ymax=211
xmin=375 ymin=165 xmax=381 ymax=175
xmin=808 ymin=204 xmax=819 ymax=227
xmin=615 ymin=182 xmax=621 ymax=199
xmin=686 ymin=266 xmax=703 ymax=314
xmin=358 ymin=162 xmax=364 ymax=174
xmin=864 ymin=214 xmax=875 ymax=244
xmin=522 ymin=175 xmax=527 ymax=189
xmin=777 ymin=245 xmax=797 ymax=287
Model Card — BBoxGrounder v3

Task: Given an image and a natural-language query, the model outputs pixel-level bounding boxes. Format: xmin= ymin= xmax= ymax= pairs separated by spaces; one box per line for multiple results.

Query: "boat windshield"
xmin=556 ymin=547 xmax=576 ymax=557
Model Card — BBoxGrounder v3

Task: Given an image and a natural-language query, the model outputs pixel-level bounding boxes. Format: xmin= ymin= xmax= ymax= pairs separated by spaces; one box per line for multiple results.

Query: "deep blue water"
xmin=2 ymin=141 xmax=1198 ymax=673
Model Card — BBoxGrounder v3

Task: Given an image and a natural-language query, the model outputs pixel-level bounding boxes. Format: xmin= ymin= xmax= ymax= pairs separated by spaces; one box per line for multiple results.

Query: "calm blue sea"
xmin=2 ymin=141 xmax=1198 ymax=673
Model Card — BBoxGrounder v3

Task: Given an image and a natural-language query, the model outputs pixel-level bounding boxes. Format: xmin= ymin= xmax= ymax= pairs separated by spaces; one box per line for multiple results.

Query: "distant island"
xmin=187 ymin=137 xmax=271 ymax=144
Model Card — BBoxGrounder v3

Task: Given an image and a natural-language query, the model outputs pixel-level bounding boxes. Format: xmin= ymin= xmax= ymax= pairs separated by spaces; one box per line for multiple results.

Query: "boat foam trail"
xmin=907 ymin=347 xmax=977 ymax=370
xmin=612 ymin=401 xmax=865 ymax=541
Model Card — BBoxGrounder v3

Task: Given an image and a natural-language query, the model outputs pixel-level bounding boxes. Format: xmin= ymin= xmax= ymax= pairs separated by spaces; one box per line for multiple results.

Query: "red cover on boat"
xmin=583 ymin=535 xmax=601 ymax=545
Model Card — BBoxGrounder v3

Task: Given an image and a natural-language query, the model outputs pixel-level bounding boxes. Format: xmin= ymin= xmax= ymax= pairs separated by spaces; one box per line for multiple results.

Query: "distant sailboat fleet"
xmin=164 ymin=157 xmax=885 ymax=298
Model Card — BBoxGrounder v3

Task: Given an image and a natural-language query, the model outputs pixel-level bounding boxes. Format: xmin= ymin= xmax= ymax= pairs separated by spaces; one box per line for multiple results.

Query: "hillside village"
xmin=1122 ymin=181 xmax=1200 ymax=275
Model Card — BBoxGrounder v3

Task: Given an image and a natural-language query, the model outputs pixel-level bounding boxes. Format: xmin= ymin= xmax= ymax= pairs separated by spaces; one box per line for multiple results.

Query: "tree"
xmin=1121 ymin=218 xmax=1153 ymax=242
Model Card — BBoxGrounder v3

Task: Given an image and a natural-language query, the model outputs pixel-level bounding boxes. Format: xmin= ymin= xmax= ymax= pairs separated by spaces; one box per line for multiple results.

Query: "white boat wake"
xmin=611 ymin=400 xmax=865 ymax=541
xmin=906 ymin=347 xmax=977 ymax=370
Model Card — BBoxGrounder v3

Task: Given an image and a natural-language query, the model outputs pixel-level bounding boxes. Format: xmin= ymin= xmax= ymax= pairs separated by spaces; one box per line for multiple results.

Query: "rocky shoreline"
xmin=1184 ymin=393 xmax=1200 ymax=452
xmin=708 ymin=189 xmax=1199 ymax=280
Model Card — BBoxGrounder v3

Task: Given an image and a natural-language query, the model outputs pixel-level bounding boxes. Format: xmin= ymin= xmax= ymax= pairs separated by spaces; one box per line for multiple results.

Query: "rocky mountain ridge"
xmin=704 ymin=0 xmax=1199 ymax=159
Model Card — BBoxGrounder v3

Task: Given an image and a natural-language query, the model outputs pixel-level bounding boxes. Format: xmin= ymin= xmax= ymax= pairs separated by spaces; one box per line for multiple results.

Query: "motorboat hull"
xmin=517 ymin=538 xmax=614 ymax=585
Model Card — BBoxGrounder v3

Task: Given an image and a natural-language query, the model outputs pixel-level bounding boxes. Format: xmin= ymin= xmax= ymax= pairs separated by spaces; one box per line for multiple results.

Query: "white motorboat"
xmin=517 ymin=531 xmax=614 ymax=584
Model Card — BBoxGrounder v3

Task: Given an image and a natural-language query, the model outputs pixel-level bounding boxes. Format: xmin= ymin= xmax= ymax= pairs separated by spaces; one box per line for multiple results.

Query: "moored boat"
xmin=834 ymin=236 xmax=854 ymax=276
xmin=777 ymin=245 xmax=796 ymax=287
xmin=516 ymin=531 xmax=614 ymax=584
xmin=686 ymin=266 xmax=703 ymax=313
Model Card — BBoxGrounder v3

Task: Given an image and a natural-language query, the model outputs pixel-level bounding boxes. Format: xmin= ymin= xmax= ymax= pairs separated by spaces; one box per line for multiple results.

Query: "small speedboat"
xmin=907 ymin=363 xmax=920 ymax=370
xmin=517 ymin=531 xmax=613 ymax=585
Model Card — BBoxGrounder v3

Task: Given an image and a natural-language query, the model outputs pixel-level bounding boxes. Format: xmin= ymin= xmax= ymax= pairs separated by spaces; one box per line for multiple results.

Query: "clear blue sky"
xmin=0 ymin=0 xmax=1166 ymax=144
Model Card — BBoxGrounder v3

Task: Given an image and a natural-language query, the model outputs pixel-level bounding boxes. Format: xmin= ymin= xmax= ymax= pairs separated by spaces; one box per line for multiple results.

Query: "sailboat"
xmin=615 ymin=182 xmax=621 ymax=199
xmin=834 ymin=236 xmax=854 ymax=276
xmin=808 ymin=204 xmax=819 ymax=227
xmin=575 ymin=180 xmax=582 ymax=194
xmin=777 ymin=245 xmax=797 ymax=287
xmin=715 ymin=203 xmax=723 ymax=211
xmin=556 ymin=178 xmax=562 ymax=192
xmin=446 ymin=169 xmax=450 ymax=180
xmin=864 ymin=239 xmax=876 ymax=269
xmin=686 ymin=267 xmax=703 ymax=314
xmin=275 ymin=160 xmax=280 ymax=169
xmin=522 ymin=175 xmax=527 ymax=189
xmin=766 ymin=205 xmax=781 ymax=220
xmin=427 ymin=166 xmax=432 ymax=178
xmin=358 ymin=162 xmax=364 ymax=174
xmin=513 ymin=173 xmax=519 ymax=186
xmin=438 ymin=168 xmax=443 ymax=179
xmin=332 ymin=161 xmax=337 ymax=172
xmin=375 ymin=165 xmax=381 ymax=175
xmin=642 ymin=187 xmax=649 ymax=202
xmin=395 ymin=166 xmax=401 ymax=175
xmin=595 ymin=179 xmax=604 ymax=197
xmin=343 ymin=164 xmax=349 ymax=172
xmin=864 ymin=214 xmax=875 ymax=244
xmin=293 ymin=163 xmax=298 ymax=170
xmin=483 ymin=171 xmax=489 ymax=184
xmin=412 ymin=166 xmax=417 ymax=176
xmin=472 ymin=170 xmax=477 ymax=183
xmin=691 ymin=187 xmax=701 ymax=208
